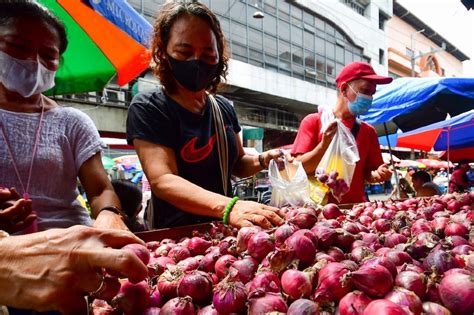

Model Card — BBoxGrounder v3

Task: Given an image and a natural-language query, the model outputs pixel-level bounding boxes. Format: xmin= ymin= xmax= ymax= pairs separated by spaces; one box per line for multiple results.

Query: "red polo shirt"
xmin=292 ymin=112 xmax=383 ymax=204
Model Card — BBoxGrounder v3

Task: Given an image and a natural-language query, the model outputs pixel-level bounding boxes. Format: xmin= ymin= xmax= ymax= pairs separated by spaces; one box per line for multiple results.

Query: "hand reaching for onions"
xmin=0 ymin=225 xmax=148 ymax=314
xmin=227 ymin=200 xmax=285 ymax=229
xmin=0 ymin=187 xmax=37 ymax=234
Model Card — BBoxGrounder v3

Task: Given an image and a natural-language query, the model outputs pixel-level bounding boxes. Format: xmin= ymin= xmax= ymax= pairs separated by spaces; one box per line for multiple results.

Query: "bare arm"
xmin=78 ymin=153 xmax=128 ymax=230
xmin=294 ymin=120 xmax=337 ymax=174
xmin=134 ymin=139 xmax=284 ymax=229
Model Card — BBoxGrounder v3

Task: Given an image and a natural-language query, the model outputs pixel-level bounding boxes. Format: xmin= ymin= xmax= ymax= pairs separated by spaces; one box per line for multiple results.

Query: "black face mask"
xmin=168 ymin=55 xmax=219 ymax=92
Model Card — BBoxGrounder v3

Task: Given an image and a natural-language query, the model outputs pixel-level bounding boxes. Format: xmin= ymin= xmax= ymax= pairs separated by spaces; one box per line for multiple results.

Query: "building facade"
xmin=386 ymin=0 xmax=468 ymax=79
xmin=57 ymin=0 xmax=393 ymax=150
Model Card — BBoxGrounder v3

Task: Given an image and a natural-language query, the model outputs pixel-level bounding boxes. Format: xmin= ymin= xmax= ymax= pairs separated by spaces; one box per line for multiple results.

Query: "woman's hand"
xmin=228 ymin=200 xmax=285 ymax=229
xmin=0 ymin=187 xmax=36 ymax=234
xmin=321 ymin=120 xmax=337 ymax=146
xmin=260 ymin=149 xmax=293 ymax=169
xmin=0 ymin=225 xmax=148 ymax=314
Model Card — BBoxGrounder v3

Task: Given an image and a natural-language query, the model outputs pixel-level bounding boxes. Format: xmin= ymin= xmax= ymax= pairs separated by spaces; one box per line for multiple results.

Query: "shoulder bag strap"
xmin=208 ymin=94 xmax=229 ymax=196
xmin=351 ymin=118 xmax=361 ymax=139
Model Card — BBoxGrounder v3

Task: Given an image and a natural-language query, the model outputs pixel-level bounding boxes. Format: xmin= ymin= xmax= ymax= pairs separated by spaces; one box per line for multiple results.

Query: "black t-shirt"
xmin=127 ymin=89 xmax=241 ymax=228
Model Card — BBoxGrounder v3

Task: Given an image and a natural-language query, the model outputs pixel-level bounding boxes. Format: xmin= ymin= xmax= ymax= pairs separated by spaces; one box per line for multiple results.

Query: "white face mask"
xmin=0 ymin=50 xmax=56 ymax=98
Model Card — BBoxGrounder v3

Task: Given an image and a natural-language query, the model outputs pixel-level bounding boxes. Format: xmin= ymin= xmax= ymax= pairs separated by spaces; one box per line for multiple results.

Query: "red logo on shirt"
xmin=181 ymin=135 xmax=217 ymax=163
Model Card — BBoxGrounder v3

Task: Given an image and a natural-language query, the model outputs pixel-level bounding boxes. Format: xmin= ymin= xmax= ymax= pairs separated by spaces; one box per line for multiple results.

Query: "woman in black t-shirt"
xmin=127 ymin=2 xmax=285 ymax=229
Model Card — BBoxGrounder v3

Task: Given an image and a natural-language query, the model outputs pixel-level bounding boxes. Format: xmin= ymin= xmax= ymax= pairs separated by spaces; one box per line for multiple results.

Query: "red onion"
xmin=444 ymin=222 xmax=469 ymax=237
xmin=197 ymin=304 xmax=219 ymax=315
xmin=315 ymin=252 xmax=336 ymax=262
xmin=351 ymin=246 xmax=374 ymax=263
xmin=311 ymin=225 xmax=337 ymax=248
xmin=99 ymin=275 xmax=121 ymax=302
xmin=351 ymin=265 xmax=393 ymax=298
xmin=384 ymin=233 xmax=408 ymax=248
xmin=290 ymin=207 xmax=318 ymax=229
xmin=274 ymin=223 xmax=298 ymax=247
xmin=267 ymin=247 xmax=296 ymax=273
xmin=214 ymin=254 xmax=237 ymax=279
xmin=167 ymin=245 xmax=191 ymax=263
xmin=148 ymin=289 xmax=163 ymax=308
xmin=359 ymin=215 xmax=373 ymax=227
xmin=230 ymin=256 xmax=258 ymax=284
xmin=327 ymin=246 xmax=346 ymax=262
xmin=160 ymin=296 xmax=195 ymax=314
xmin=293 ymin=229 xmax=319 ymax=246
xmin=399 ymin=263 xmax=424 ymax=274
xmin=287 ymin=298 xmax=320 ymax=315
xmin=452 ymin=244 xmax=473 ymax=256
xmin=439 ymin=269 xmax=474 ymax=315
xmin=385 ymin=287 xmax=422 ymax=315
xmin=384 ymin=250 xmax=412 ymax=266
xmin=323 ymin=203 xmax=343 ymax=219
xmin=248 ymin=271 xmax=281 ymax=294
xmin=407 ymin=232 xmax=440 ymax=259
xmin=155 ymin=243 xmax=176 ymax=257
xmin=142 ymin=307 xmax=160 ymax=315
xmin=341 ymin=259 xmax=359 ymax=272
xmin=157 ymin=266 xmax=184 ymax=299
xmin=447 ymin=199 xmax=462 ymax=213
xmin=382 ymin=209 xmax=396 ymax=220
xmin=112 ymin=280 xmax=151 ymax=314
xmin=177 ymin=256 xmax=201 ymax=272
xmin=395 ymin=271 xmax=427 ymax=299
xmin=284 ymin=233 xmax=316 ymax=267
xmin=423 ymin=249 xmax=459 ymax=274
xmin=146 ymin=241 xmax=161 ymax=252
xmin=247 ymin=231 xmax=275 ymax=262
xmin=148 ymin=256 xmax=175 ymax=278
xmin=198 ymin=251 xmax=219 ymax=273
xmin=362 ymin=299 xmax=408 ymax=315
xmin=362 ymin=256 xmax=398 ymax=279
xmin=312 ymin=262 xmax=353 ymax=303
xmin=177 ymin=270 xmax=213 ymax=304
xmin=187 ymin=237 xmax=212 ymax=255
xmin=338 ymin=291 xmax=372 ymax=315
xmin=373 ymin=219 xmax=391 ymax=232
xmin=122 ymin=243 xmax=150 ymax=265
xmin=411 ymin=219 xmax=432 ymax=235
xmin=343 ymin=221 xmax=361 ymax=234
xmin=445 ymin=235 xmax=469 ymax=247
xmin=422 ymin=302 xmax=451 ymax=315
xmin=236 ymin=226 xmax=261 ymax=252
xmin=281 ymin=269 xmax=314 ymax=299
xmin=247 ymin=291 xmax=288 ymax=314
xmin=212 ymin=278 xmax=247 ymax=314
xmin=431 ymin=217 xmax=450 ymax=236
xmin=217 ymin=236 xmax=238 ymax=256
xmin=335 ymin=229 xmax=358 ymax=251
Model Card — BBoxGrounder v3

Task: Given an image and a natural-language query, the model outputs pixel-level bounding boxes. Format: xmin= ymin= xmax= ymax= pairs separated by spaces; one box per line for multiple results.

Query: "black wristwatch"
xmin=258 ymin=153 xmax=266 ymax=168
xmin=100 ymin=206 xmax=127 ymax=218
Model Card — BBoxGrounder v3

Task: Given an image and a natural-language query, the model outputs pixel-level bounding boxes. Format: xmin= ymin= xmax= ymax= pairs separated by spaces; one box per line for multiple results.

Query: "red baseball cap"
xmin=336 ymin=61 xmax=393 ymax=88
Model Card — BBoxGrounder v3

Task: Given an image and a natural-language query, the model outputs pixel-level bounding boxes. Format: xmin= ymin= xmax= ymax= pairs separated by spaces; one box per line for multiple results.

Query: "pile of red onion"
xmin=91 ymin=191 xmax=473 ymax=314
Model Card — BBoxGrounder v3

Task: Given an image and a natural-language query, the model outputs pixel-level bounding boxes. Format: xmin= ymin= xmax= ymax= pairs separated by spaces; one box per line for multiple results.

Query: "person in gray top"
xmin=0 ymin=1 xmax=127 ymax=232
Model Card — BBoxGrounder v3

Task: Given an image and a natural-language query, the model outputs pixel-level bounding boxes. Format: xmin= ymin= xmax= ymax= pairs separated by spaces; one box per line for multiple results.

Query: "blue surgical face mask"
xmin=347 ymin=84 xmax=373 ymax=116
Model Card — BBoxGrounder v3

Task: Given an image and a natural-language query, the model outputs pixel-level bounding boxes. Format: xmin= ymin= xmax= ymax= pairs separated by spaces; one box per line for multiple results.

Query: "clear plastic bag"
xmin=268 ymin=157 xmax=314 ymax=208
xmin=311 ymin=119 xmax=360 ymax=203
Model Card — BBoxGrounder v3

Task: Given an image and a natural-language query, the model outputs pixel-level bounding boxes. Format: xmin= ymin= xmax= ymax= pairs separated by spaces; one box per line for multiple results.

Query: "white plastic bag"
xmin=268 ymin=157 xmax=314 ymax=208
xmin=311 ymin=119 xmax=360 ymax=203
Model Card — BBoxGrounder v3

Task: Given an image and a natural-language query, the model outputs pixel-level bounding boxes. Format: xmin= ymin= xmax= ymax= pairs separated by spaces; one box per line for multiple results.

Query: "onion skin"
xmin=385 ymin=287 xmax=423 ymax=315
xmin=122 ymin=244 xmax=151 ymax=265
xmin=160 ymin=296 xmax=195 ymax=315
xmin=395 ymin=271 xmax=427 ymax=299
xmin=112 ymin=280 xmax=151 ymax=314
xmin=281 ymin=269 xmax=313 ymax=299
xmin=287 ymin=298 xmax=320 ymax=315
xmin=338 ymin=291 xmax=372 ymax=315
xmin=351 ymin=265 xmax=394 ymax=298
xmin=212 ymin=279 xmax=247 ymax=314
xmin=187 ymin=237 xmax=212 ymax=256
xmin=422 ymin=302 xmax=452 ymax=315
xmin=247 ymin=291 xmax=288 ymax=314
xmin=362 ymin=299 xmax=408 ymax=315
xmin=439 ymin=269 xmax=474 ymax=315
xmin=177 ymin=270 xmax=213 ymax=304
xmin=247 ymin=232 xmax=275 ymax=262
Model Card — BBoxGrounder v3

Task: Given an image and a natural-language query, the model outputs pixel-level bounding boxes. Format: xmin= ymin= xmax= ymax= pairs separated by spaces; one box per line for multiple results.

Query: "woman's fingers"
xmin=95 ymin=228 xmax=146 ymax=248
xmin=88 ymin=247 xmax=148 ymax=283
xmin=260 ymin=209 xmax=284 ymax=226
xmin=249 ymin=214 xmax=273 ymax=230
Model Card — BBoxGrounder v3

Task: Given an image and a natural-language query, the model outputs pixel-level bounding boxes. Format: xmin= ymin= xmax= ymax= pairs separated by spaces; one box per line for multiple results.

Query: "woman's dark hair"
xmin=150 ymin=1 xmax=229 ymax=94
xmin=412 ymin=170 xmax=432 ymax=183
xmin=0 ymin=0 xmax=68 ymax=55
xmin=111 ymin=180 xmax=142 ymax=218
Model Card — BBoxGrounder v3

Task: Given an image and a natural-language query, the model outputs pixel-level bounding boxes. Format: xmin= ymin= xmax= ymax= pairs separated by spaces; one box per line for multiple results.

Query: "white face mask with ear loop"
xmin=0 ymin=50 xmax=56 ymax=98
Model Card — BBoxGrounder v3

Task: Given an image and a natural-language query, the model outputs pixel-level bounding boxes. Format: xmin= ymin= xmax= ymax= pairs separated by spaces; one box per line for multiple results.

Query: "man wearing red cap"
xmin=292 ymin=61 xmax=393 ymax=204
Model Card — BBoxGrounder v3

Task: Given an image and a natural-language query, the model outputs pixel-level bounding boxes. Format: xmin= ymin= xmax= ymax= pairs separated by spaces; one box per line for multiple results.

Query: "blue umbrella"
xmin=397 ymin=110 xmax=474 ymax=151
xmin=361 ymin=77 xmax=474 ymax=135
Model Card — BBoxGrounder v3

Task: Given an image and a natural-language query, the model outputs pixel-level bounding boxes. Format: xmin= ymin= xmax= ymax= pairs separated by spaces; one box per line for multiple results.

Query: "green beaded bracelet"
xmin=223 ymin=196 xmax=239 ymax=225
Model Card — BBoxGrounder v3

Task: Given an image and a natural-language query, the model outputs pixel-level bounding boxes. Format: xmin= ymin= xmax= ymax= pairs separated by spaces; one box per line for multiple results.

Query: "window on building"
xmin=379 ymin=49 xmax=385 ymax=65
xmin=339 ymin=0 xmax=367 ymax=16
xmin=378 ymin=10 xmax=389 ymax=31
xmin=406 ymin=47 xmax=414 ymax=58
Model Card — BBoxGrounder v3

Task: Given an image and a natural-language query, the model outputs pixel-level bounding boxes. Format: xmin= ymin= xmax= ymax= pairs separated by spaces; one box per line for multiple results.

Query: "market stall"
xmin=89 ymin=193 xmax=473 ymax=314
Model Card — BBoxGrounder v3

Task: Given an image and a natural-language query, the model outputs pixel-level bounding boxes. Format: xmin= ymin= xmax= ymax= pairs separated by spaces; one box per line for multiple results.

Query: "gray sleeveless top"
xmin=0 ymin=106 xmax=101 ymax=231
